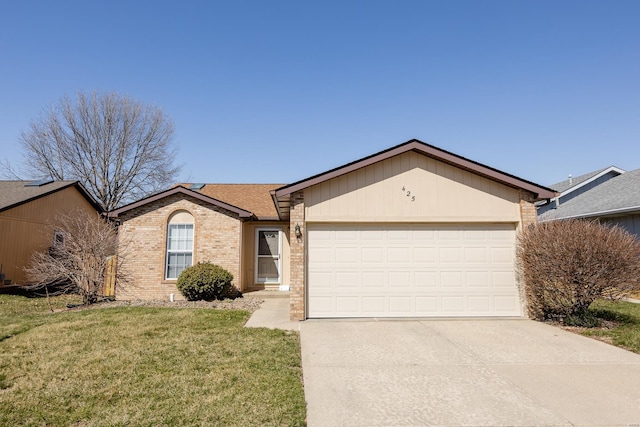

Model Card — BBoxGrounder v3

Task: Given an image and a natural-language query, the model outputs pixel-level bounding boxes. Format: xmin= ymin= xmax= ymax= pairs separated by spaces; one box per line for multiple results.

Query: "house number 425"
xmin=401 ymin=186 xmax=415 ymax=201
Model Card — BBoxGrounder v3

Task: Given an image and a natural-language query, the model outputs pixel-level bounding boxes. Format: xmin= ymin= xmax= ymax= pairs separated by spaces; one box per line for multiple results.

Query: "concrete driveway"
xmin=299 ymin=319 xmax=640 ymax=426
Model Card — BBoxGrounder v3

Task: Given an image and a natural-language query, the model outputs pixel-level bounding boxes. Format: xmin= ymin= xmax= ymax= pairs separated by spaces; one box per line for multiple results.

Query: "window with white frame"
xmin=165 ymin=211 xmax=194 ymax=280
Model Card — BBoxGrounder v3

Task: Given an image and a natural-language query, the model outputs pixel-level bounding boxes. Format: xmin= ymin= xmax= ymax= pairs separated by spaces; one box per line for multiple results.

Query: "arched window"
xmin=165 ymin=211 xmax=194 ymax=280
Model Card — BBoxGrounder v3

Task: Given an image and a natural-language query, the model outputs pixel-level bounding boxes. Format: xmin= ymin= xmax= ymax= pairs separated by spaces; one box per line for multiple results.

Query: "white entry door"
xmin=256 ymin=229 xmax=282 ymax=284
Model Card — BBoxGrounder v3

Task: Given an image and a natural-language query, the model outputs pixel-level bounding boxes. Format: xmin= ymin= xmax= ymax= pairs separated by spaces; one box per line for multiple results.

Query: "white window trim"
xmin=255 ymin=228 xmax=282 ymax=285
xmin=165 ymin=223 xmax=194 ymax=280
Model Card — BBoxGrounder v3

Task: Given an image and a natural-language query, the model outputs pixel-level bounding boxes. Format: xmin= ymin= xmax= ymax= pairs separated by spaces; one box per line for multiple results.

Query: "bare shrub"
xmin=24 ymin=210 xmax=129 ymax=305
xmin=517 ymin=219 xmax=640 ymax=320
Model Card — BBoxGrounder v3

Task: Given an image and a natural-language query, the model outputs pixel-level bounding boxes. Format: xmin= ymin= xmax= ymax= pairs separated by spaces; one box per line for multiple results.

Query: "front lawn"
xmin=577 ymin=300 xmax=640 ymax=354
xmin=0 ymin=294 xmax=306 ymax=426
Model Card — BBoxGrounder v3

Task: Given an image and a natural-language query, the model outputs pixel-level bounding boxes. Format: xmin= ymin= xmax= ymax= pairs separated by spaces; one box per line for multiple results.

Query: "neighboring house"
xmin=537 ymin=166 xmax=624 ymax=216
xmin=110 ymin=139 xmax=555 ymax=320
xmin=0 ymin=180 xmax=102 ymax=287
xmin=538 ymin=167 xmax=640 ymax=237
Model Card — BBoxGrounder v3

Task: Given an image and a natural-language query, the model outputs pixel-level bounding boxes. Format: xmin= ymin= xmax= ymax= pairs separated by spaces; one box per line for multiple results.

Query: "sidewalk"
xmin=244 ymin=291 xmax=300 ymax=331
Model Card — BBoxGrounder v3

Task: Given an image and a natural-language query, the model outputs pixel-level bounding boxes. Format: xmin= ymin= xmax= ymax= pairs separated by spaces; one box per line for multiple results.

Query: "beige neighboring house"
xmin=109 ymin=139 xmax=556 ymax=320
xmin=0 ymin=180 xmax=102 ymax=287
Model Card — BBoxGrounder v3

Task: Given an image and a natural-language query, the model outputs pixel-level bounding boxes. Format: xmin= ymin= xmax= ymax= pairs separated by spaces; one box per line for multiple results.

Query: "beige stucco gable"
xmin=304 ymin=151 xmax=522 ymax=223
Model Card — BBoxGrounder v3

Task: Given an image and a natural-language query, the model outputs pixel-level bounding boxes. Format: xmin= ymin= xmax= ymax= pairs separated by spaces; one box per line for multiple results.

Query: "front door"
xmin=256 ymin=229 xmax=281 ymax=284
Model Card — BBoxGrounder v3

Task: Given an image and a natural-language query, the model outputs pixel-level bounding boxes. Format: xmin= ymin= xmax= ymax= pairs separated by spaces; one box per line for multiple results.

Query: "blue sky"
xmin=1 ymin=0 xmax=638 ymax=187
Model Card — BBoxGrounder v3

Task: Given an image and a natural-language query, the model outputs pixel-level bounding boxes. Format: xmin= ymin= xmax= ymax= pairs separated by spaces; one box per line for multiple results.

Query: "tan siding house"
xmin=0 ymin=180 xmax=101 ymax=286
xmin=110 ymin=139 xmax=556 ymax=320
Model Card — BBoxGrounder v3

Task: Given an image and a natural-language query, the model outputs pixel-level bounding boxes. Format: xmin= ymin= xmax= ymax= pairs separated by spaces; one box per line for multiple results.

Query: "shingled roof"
xmin=0 ymin=180 xmax=101 ymax=213
xmin=109 ymin=184 xmax=283 ymax=220
xmin=547 ymin=166 xmax=625 ymax=193
xmin=181 ymin=184 xmax=284 ymax=220
xmin=539 ymin=168 xmax=640 ymax=221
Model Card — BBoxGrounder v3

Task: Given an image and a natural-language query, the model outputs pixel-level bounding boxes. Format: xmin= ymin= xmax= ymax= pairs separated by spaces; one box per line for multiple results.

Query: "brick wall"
xmin=518 ymin=190 xmax=538 ymax=228
xmin=518 ymin=190 xmax=539 ymax=318
xmin=289 ymin=191 xmax=305 ymax=321
xmin=116 ymin=193 xmax=241 ymax=301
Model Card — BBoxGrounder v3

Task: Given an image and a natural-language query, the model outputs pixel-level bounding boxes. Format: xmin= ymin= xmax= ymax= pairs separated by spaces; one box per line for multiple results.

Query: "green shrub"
xmin=176 ymin=262 xmax=234 ymax=301
xmin=517 ymin=219 xmax=640 ymax=321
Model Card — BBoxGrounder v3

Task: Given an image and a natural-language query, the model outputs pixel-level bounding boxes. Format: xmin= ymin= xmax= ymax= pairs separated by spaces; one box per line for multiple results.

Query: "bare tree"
xmin=24 ymin=210 xmax=129 ymax=305
xmin=0 ymin=158 xmax=23 ymax=179
xmin=19 ymin=91 xmax=179 ymax=211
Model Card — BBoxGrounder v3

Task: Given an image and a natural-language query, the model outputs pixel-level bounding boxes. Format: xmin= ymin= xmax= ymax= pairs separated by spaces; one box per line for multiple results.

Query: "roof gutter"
xmin=270 ymin=190 xmax=285 ymax=221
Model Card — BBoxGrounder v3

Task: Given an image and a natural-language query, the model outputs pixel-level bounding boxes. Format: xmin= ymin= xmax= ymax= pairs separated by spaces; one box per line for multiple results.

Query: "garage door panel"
xmin=388 ymin=271 xmax=411 ymax=287
xmin=494 ymin=296 xmax=520 ymax=312
xmin=413 ymin=229 xmax=435 ymax=240
xmin=490 ymin=229 xmax=514 ymax=240
xmin=465 ymin=247 xmax=488 ymax=262
xmin=388 ymin=247 xmax=410 ymax=263
xmin=415 ymin=271 xmax=437 ymax=287
xmin=362 ymin=247 xmax=384 ymax=263
xmin=361 ymin=229 xmax=384 ymax=240
xmin=387 ymin=229 xmax=410 ymax=240
xmin=308 ymin=224 xmax=521 ymax=318
xmin=493 ymin=271 xmax=516 ymax=287
xmin=363 ymin=296 xmax=385 ymax=312
xmin=389 ymin=296 xmax=412 ymax=312
xmin=311 ymin=247 xmax=333 ymax=263
xmin=415 ymin=296 xmax=438 ymax=312
xmin=442 ymin=296 xmax=465 ymax=312
xmin=362 ymin=271 xmax=385 ymax=287
xmin=490 ymin=247 xmax=513 ymax=262
xmin=464 ymin=229 xmax=487 ymax=240
xmin=439 ymin=229 xmax=462 ymax=240
xmin=336 ymin=296 xmax=359 ymax=313
xmin=311 ymin=271 xmax=334 ymax=288
xmin=439 ymin=247 xmax=462 ymax=262
xmin=440 ymin=271 xmax=464 ymax=287
xmin=307 ymin=294 xmax=521 ymax=318
xmin=335 ymin=229 xmax=358 ymax=239
xmin=468 ymin=296 xmax=491 ymax=311
xmin=413 ymin=247 xmax=436 ymax=262
xmin=467 ymin=271 xmax=489 ymax=287
xmin=312 ymin=296 xmax=333 ymax=313
xmin=335 ymin=247 xmax=359 ymax=263
xmin=336 ymin=272 xmax=360 ymax=288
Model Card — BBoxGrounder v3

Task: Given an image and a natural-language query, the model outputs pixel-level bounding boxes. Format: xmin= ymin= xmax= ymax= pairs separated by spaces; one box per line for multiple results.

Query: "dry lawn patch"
xmin=0 ymin=295 xmax=306 ymax=426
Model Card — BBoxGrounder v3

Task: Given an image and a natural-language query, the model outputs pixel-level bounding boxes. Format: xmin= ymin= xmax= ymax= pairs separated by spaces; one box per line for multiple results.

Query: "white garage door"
xmin=307 ymin=223 xmax=521 ymax=318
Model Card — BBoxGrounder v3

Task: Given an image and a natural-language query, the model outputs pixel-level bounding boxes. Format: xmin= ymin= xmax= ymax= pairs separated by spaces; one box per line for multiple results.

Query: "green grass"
xmin=0 ymin=294 xmax=306 ymax=426
xmin=581 ymin=299 xmax=640 ymax=354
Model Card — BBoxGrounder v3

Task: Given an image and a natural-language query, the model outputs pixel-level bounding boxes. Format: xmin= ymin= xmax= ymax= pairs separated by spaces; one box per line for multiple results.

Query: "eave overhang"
xmin=272 ymin=139 xmax=557 ymax=219
xmin=108 ymin=186 xmax=255 ymax=219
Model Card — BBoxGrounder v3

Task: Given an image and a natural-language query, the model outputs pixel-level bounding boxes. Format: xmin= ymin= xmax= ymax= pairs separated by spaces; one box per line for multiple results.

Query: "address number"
xmin=401 ymin=186 xmax=415 ymax=202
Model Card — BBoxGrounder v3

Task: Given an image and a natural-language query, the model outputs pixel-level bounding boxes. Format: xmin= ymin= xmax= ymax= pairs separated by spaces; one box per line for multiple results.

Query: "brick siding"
xmin=116 ymin=193 xmax=241 ymax=301
xmin=289 ymin=191 xmax=305 ymax=320
xmin=519 ymin=190 xmax=538 ymax=228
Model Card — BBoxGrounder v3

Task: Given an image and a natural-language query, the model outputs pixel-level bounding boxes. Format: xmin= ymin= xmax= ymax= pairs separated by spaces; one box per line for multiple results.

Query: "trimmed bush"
xmin=176 ymin=262 xmax=234 ymax=301
xmin=517 ymin=219 xmax=640 ymax=321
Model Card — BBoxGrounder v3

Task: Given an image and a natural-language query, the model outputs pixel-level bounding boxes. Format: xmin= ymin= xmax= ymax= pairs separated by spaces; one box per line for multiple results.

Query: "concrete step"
xmin=243 ymin=290 xmax=290 ymax=299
